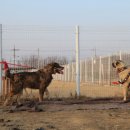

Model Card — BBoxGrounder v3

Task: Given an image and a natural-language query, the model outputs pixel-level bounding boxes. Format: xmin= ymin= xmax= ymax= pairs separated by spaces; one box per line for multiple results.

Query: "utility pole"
xmin=0 ymin=24 xmax=2 ymax=93
xmin=75 ymin=25 xmax=80 ymax=97
xmin=91 ymin=47 xmax=97 ymax=57
xmin=11 ymin=45 xmax=19 ymax=71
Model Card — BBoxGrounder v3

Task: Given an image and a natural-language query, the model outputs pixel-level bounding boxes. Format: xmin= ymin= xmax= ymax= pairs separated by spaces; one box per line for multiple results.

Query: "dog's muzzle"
xmin=54 ymin=67 xmax=64 ymax=74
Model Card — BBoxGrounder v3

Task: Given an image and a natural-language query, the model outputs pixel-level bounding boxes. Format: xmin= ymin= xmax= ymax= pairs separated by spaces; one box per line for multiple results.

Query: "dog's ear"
xmin=112 ymin=63 xmax=116 ymax=68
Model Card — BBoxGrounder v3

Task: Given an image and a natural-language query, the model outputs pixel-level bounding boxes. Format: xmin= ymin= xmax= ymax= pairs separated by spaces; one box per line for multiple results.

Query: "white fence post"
xmin=99 ymin=56 xmax=102 ymax=84
xmin=92 ymin=57 xmax=94 ymax=83
xmin=0 ymin=24 xmax=2 ymax=94
xmin=119 ymin=51 xmax=122 ymax=60
xmin=71 ymin=63 xmax=74 ymax=82
xmin=85 ymin=60 xmax=87 ymax=82
xmin=80 ymin=61 xmax=82 ymax=82
xmin=65 ymin=65 xmax=68 ymax=82
xmin=108 ymin=55 xmax=111 ymax=85
xmin=75 ymin=25 xmax=80 ymax=97
xmin=101 ymin=63 xmax=104 ymax=84
xmin=67 ymin=64 xmax=70 ymax=82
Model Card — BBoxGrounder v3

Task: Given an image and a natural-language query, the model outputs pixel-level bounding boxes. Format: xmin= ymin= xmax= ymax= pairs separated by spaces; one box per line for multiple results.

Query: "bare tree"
xmin=21 ymin=55 xmax=69 ymax=69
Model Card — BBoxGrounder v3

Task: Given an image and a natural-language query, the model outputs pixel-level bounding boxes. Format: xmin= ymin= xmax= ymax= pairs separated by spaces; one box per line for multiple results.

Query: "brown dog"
xmin=112 ymin=60 xmax=130 ymax=102
xmin=4 ymin=62 xmax=64 ymax=105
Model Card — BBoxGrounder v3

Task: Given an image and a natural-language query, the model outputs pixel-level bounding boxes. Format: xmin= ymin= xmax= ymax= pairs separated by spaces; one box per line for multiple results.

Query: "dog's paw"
xmin=121 ymin=100 xmax=129 ymax=103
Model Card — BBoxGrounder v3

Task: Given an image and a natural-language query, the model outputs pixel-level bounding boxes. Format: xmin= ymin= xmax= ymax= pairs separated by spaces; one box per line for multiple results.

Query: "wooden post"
xmin=5 ymin=78 xmax=8 ymax=96
xmin=2 ymin=78 xmax=5 ymax=98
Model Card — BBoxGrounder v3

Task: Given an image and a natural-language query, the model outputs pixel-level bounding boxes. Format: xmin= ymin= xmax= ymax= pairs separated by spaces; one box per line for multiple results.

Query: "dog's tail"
xmin=2 ymin=61 xmax=11 ymax=78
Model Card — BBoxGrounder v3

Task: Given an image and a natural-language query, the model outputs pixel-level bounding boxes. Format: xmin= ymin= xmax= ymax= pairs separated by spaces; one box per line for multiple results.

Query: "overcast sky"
xmin=0 ymin=0 xmax=130 ymax=61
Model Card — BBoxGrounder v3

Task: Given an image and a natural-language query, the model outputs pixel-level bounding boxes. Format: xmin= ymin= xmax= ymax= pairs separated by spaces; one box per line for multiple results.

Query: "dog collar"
xmin=119 ymin=73 xmax=130 ymax=84
xmin=117 ymin=67 xmax=127 ymax=73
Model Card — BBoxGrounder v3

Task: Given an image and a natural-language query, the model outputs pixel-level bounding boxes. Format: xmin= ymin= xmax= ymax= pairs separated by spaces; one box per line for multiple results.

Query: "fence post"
xmin=5 ymin=79 xmax=8 ymax=96
xmin=65 ymin=65 xmax=67 ymax=82
xmin=67 ymin=64 xmax=70 ymax=82
xmin=0 ymin=24 xmax=2 ymax=95
xmin=92 ymin=57 xmax=94 ymax=83
xmin=119 ymin=51 xmax=122 ymax=60
xmin=85 ymin=60 xmax=87 ymax=82
xmin=101 ymin=63 xmax=104 ymax=85
xmin=80 ymin=61 xmax=82 ymax=82
xmin=71 ymin=63 xmax=74 ymax=82
xmin=99 ymin=56 xmax=102 ymax=84
xmin=108 ymin=55 xmax=111 ymax=85
xmin=2 ymin=78 xmax=5 ymax=98
xmin=75 ymin=25 xmax=80 ymax=97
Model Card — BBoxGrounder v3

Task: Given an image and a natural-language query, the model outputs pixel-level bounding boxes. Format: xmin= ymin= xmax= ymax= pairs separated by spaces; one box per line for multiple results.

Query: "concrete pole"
xmin=75 ymin=25 xmax=80 ymax=97
xmin=0 ymin=24 xmax=2 ymax=94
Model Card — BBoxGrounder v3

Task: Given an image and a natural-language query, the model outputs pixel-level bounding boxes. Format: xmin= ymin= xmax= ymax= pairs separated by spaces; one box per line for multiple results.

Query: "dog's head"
xmin=43 ymin=62 xmax=64 ymax=74
xmin=112 ymin=60 xmax=126 ymax=69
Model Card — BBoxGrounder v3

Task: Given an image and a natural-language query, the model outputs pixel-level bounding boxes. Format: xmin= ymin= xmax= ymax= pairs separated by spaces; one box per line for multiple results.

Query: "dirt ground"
xmin=0 ymin=98 xmax=130 ymax=130
xmin=0 ymin=81 xmax=130 ymax=130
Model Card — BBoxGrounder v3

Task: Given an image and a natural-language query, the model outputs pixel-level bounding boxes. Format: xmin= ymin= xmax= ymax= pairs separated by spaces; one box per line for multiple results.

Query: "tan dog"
xmin=112 ymin=60 xmax=130 ymax=102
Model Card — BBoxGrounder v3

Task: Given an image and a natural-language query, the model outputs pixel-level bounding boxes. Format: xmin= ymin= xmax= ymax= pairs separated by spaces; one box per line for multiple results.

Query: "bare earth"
xmin=0 ymin=81 xmax=130 ymax=130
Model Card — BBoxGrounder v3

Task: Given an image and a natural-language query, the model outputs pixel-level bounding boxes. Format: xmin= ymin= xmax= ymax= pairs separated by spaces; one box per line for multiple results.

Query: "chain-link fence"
xmin=54 ymin=51 xmax=130 ymax=86
xmin=1 ymin=25 xmax=130 ymax=99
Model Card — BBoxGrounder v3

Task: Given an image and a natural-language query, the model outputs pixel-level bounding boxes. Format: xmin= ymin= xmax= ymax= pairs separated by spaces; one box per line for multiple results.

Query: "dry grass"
xmin=24 ymin=80 xmax=123 ymax=99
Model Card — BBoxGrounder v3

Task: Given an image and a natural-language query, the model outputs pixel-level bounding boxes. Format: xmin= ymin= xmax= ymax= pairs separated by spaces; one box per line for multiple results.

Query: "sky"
xmin=0 ymin=0 xmax=130 ymax=26
xmin=0 ymin=0 xmax=130 ymax=61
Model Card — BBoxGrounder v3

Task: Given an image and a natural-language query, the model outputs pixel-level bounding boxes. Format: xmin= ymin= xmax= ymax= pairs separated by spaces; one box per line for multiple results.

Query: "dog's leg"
xmin=45 ymin=88 xmax=50 ymax=99
xmin=3 ymin=91 xmax=14 ymax=106
xmin=39 ymin=84 xmax=47 ymax=102
xmin=15 ymin=93 xmax=22 ymax=106
xmin=3 ymin=95 xmax=13 ymax=106
xmin=24 ymin=88 xmax=29 ymax=97
xmin=123 ymin=84 xmax=128 ymax=101
xmin=3 ymin=97 xmax=10 ymax=106
xmin=39 ymin=88 xmax=44 ymax=102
